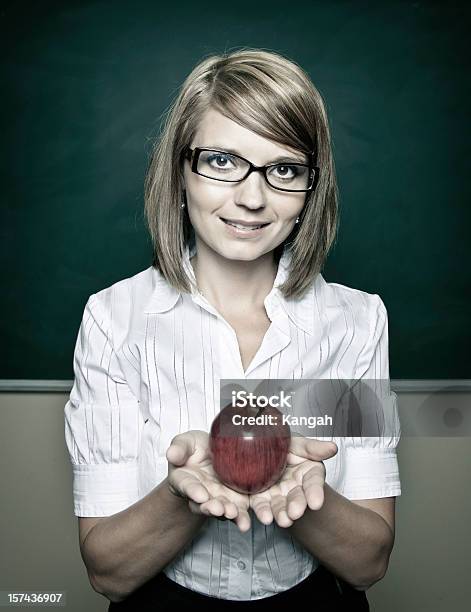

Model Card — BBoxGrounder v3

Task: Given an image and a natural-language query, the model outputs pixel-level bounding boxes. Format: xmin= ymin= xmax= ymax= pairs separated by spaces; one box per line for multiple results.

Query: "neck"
xmin=189 ymin=240 xmax=279 ymax=312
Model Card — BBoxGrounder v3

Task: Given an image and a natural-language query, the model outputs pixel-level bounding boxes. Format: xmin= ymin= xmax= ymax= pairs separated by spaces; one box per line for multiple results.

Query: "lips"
xmin=220 ymin=218 xmax=271 ymax=230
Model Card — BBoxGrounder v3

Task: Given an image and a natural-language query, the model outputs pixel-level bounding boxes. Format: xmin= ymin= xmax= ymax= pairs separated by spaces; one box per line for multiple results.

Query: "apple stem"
xmin=255 ymin=406 xmax=266 ymax=419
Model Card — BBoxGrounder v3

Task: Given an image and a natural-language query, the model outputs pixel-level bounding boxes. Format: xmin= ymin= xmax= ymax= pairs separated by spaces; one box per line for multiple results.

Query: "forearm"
xmin=288 ymin=484 xmax=393 ymax=589
xmin=83 ymin=477 xmax=207 ymax=602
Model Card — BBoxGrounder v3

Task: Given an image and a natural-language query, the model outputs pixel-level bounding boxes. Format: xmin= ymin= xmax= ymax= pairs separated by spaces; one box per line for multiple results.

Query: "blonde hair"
xmin=144 ymin=47 xmax=339 ymax=299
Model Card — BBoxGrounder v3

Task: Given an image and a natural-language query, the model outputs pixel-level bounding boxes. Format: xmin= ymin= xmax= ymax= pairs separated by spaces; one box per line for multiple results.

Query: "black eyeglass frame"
xmin=184 ymin=146 xmax=320 ymax=193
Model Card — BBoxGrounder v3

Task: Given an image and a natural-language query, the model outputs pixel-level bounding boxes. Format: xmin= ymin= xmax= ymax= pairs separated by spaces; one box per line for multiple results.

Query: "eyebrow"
xmin=206 ymin=145 xmax=307 ymax=165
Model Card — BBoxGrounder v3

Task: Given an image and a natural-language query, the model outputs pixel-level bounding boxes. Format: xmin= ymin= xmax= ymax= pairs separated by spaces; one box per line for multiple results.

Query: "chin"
xmin=220 ymin=246 xmax=273 ymax=262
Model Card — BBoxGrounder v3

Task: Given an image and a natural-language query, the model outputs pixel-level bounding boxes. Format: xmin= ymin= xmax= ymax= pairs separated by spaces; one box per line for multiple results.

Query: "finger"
xmin=211 ymin=495 xmax=239 ymax=520
xmin=188 ymin=500 xmax=231 ymax=523
xmin=188 ymin=499 xmax=206 ymax=515
xmin=289 ymin=437 xmax=338 ymax=463
xmin=166 ymin=434 xmax=195 ymax=466
xmin=178 ymin=476 xmax=210 ymax=504
xmin=223 ymin=501 xmax=239 ymax=520
xmin=235 ymin=508 xmax=252 ymax=533
xmin=285 ymin=485 xmax=307 ymax=521
xmin=199 ymin=497 xmax=226 ymax=517
xmin=250 ymin=496 xmax=273 ymax=525
xmin=222 ymin=488 xmax=251 ymax=511
xmin=301 ymin=465 xmax=326 ymax=510
xmin=270 ymin=493 xmax=293 ymax=528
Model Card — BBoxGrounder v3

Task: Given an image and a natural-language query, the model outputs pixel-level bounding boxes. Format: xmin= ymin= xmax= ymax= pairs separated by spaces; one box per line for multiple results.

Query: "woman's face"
xmin=183 ymin=108 xmax=307 ymax=262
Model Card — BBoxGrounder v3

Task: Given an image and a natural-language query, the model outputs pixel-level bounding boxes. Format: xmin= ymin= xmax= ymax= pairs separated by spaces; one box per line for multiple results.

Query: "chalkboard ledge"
xmin=0 ymin=380 xmax=470 ymax=393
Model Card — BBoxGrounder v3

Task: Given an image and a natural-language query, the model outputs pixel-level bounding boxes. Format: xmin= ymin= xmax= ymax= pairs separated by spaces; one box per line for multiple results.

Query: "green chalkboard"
xmin=1 ymin=1 xmax=469 ymax=380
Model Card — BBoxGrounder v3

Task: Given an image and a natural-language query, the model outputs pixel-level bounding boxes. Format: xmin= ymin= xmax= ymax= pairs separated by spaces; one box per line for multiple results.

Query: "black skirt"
xmin=108 ymin=564 xmax=369 ymax=611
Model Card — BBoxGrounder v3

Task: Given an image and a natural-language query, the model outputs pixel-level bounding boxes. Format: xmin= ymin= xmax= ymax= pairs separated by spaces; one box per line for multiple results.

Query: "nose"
xmin=234 ymin=169 xmax=267 ymax=209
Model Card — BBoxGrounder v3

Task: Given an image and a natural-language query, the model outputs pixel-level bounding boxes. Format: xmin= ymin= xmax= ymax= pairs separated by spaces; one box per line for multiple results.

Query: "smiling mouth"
xmin=220 ymin=218 xmax=271 ymax=231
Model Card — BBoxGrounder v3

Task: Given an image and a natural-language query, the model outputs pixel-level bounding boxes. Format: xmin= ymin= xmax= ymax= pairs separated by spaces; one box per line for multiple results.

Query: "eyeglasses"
xmin=184 ymin=146 xmax=319 ymax=193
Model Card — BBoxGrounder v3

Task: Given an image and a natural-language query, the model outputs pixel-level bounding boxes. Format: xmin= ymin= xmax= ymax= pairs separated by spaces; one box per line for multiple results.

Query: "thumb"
xmin=292 ymin=437 xmax=338 ymax=461
xmin=322 ymin=440 xmax=338 ymax=458
xmin=166 ymin=433 xmax=195 ymax=466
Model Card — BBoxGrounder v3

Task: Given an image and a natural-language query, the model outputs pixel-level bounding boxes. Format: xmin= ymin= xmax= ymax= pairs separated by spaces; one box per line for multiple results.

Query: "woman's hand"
xmin=166 ymin=430 xmax=251 ymax=533
xmin=249 ymin=437 xmax=338 ymax=528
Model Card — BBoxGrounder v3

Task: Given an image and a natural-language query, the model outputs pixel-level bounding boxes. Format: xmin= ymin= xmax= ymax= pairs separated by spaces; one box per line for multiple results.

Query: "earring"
xmin=295 ymin=216 xmax=300 ymax=224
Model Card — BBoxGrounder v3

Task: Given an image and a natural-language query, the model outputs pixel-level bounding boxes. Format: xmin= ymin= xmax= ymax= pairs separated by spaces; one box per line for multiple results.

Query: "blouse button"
xmin=237 ymin=560 xmax=246 ymax=570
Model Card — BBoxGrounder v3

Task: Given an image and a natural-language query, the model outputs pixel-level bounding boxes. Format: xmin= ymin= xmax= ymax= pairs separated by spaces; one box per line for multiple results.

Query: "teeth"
xmin=232 ymin=223 xmax=262 ymax=230
xmin=225 ymin=220 xmax=264 ymax=230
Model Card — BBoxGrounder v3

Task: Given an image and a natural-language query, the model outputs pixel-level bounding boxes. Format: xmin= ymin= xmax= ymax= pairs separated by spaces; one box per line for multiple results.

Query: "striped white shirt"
xmin=64 ymin=243 xmax=401 ymax=601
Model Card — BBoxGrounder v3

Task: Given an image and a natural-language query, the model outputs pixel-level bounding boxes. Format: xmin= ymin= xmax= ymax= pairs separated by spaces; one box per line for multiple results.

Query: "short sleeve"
xmin=342 ymin=295 xmax=401 ymax=500
xmin=64 ymin=293 xmax=144 ymax=516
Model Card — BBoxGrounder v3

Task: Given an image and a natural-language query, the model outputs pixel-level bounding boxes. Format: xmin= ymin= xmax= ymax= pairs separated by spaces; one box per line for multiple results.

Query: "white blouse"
xmin=64 ymin=243 xmax=401 ymax=601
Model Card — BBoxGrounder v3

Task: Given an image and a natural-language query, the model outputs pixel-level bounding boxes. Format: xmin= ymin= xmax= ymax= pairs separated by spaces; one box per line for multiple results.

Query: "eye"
xmin=270 ymin=165 xmax=299 ymax=179
xmin=207 ymin=152 xmax=238 ymax=169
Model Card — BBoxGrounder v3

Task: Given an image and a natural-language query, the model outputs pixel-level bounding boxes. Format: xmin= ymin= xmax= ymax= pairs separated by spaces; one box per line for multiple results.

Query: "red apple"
xmin=209 ymin=401 xmax=291 ymax=494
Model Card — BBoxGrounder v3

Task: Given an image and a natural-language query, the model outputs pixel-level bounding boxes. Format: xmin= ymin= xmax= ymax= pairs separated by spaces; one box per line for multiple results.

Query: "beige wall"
xmin=0 ymin=392 xmax=469 ymax=611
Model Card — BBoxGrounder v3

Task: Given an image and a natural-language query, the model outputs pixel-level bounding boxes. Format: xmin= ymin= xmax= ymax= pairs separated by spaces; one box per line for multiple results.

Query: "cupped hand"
xmin=249 ymin=436 xmax=338 ymax=528
xmin=166 ymin=430 xmax=251 ymax=532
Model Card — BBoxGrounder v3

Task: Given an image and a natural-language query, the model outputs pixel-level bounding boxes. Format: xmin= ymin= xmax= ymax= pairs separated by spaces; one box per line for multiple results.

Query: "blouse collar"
xmin=143 ymin=243 xmax=319 ymax=336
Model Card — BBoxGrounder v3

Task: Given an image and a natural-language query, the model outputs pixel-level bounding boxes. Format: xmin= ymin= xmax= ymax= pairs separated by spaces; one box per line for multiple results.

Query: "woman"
xmin=64 ymin=48 xmax=401 ymax=610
